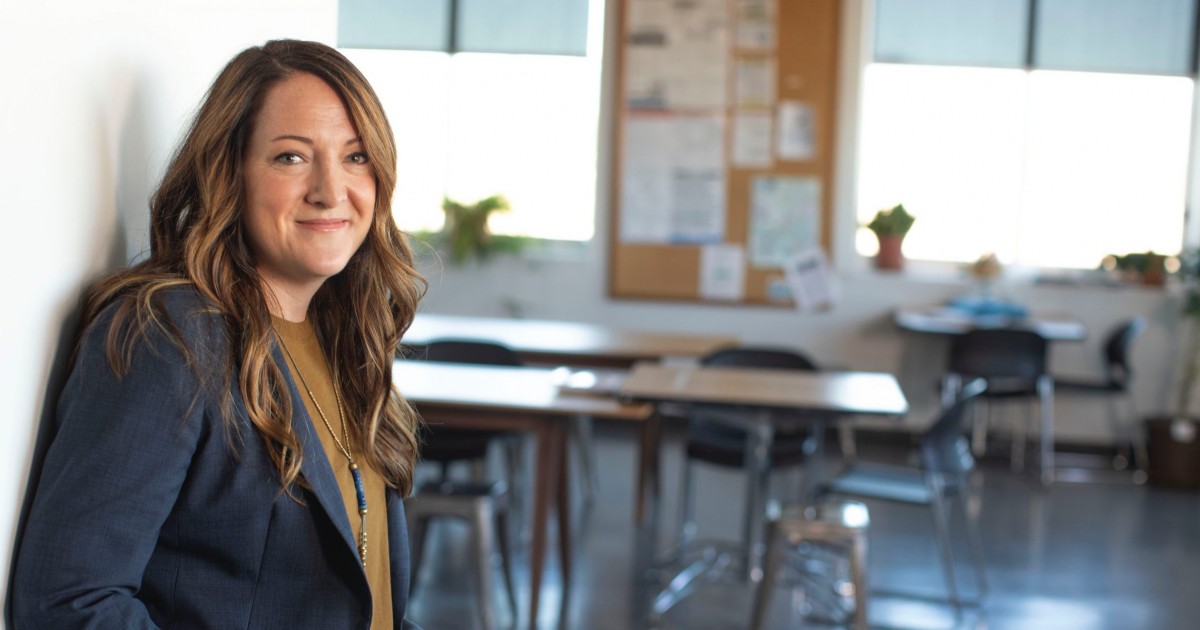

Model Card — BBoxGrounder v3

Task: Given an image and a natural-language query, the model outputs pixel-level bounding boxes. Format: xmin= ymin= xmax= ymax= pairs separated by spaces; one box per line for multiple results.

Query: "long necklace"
xmin=276 ymin=331 xmax=369 ymax=566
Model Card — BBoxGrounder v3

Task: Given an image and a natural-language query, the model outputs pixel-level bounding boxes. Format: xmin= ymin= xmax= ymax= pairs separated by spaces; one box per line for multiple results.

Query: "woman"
xmin=12 ymin=40 xmax=425 ymax=628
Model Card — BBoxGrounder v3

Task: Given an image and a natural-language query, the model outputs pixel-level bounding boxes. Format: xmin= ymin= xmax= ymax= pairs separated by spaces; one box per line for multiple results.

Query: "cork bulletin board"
xmin=608 ymin=0 xmax=841 ymax=305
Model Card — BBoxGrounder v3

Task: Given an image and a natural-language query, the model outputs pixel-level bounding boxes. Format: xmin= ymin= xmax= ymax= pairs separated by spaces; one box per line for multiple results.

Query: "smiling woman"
xmin=12 ymin=40 xmax=426 ymax=629
xmin=242 ymin=72 xmax=376 ymax=321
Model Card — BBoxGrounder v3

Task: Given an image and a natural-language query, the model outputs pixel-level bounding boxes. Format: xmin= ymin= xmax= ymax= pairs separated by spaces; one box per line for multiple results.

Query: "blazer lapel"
xmin=271 ymin=344 xmax=360 ymax=562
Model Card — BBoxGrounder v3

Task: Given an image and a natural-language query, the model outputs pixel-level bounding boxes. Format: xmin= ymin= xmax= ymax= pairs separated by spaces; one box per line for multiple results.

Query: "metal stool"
xmin=750 ymin=501 xmax=870 ymax=630
xmin=406 ymin=480 xmax=518 ymax=630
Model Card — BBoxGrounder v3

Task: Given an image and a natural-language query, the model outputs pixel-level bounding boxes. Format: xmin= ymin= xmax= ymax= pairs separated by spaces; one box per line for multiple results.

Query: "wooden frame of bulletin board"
xmin=608 ymin=0 xmax=841 ymax=305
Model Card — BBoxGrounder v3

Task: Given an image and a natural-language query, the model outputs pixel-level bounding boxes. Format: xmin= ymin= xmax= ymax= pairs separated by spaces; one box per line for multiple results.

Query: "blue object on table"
xmin=946 ymin=295 xmax=1029 ymax=318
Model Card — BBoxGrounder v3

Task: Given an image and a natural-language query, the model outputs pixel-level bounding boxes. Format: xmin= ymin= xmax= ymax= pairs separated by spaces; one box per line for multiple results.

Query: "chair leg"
xmin=678 ymin=458 xmax=697 ymax=552
xmin=1128 ymin=391 xmax=1150 ymax=484
xmin=571 ymin=414 xmax=599 ymax=507
xmin=748 ymin=520 xmax=783 ymax=630
xmin=928 ymin=482 xmax=961 ymax=607
xmin=959 ymin=485 xmax=988 ymax=599
xmin=470 ymin=458 xmax=487 ymax=482
xmin=971 ymin=400 xmax=990 ymax=458
xmin=407 ymin=512 xmax=430 ymax=597
xmin=1011 ymin=400 xmax=1028 ymax=474
xmin=470 ymin=502 xmax=498 ymax=630
xmin=1038 ymin=376 xmax=1055 ymax=486
xmin=838 ymin=424 xmax=858 ymax=463
xmin=1107 ymin=395 xmax=1130 ymax=470
xmin=495 ymin=507 xmax=520 ymax=624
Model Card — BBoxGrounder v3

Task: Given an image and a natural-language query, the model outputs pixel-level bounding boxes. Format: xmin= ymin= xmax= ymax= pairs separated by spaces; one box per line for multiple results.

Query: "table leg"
xmin=528 ymin=420 xmax=563 ymax=630
xmin=632 ymin=413 xmax=662 ymax=627
xmin=743 ymin=411 xmax=774 ymax=582
xmin=634 ymin=413 xmax=662 ymax=526
xmin=555 ymin=421 xmax=572 ymax=594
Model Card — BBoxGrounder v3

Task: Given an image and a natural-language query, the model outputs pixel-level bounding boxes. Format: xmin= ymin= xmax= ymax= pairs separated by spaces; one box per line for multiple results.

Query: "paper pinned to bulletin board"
xmin=700 ymin=243 xmax=746 ymax=301
xmin=748 ymin=175 xmax=821 ymax=268
xmin=784 ymin=247 xmax=835 ymax=311
xmin=778 ymin=100 xmax=816 ymax=161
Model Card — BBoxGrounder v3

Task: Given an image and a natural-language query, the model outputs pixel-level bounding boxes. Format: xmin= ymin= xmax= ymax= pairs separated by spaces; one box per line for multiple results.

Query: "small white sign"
xmin=784 ymin=248 xmax=835 ymax=311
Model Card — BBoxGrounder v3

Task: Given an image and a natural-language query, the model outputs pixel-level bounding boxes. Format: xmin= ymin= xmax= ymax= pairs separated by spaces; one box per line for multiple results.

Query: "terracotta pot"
xmin=875 ymin=234 xmax=905 ymax=270
xmin=1142 ymin=254 xmax=1166 ymax=286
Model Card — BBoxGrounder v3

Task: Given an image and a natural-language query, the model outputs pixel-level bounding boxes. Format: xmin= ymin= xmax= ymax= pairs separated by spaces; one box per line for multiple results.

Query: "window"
xmin=340 ymin=0 xmax=603 ymax=241
xmin=856 ymin=64 xmax=1192 ymax=268
xmin=859 ymin=0 xmax=1196 ymax=268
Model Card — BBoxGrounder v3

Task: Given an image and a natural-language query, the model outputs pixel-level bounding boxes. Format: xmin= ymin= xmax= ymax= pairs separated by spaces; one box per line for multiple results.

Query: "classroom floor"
xmin=405 ymin=421 xmax=1200 ymax=630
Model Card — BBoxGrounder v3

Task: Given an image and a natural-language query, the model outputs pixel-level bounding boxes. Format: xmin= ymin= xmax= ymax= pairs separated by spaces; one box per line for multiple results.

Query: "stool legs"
xmin=405 ymin=485 xmax=518 ymax=629
xmin=749 ymin=520 xmax=785 ymax=630
xmin=749 ymin=502 xmax=870 ymax=630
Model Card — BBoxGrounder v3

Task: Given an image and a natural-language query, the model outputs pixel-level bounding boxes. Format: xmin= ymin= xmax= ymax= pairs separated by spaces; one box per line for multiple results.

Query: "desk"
xmin=619 ymin=363 xmax=908 ymax=620
xmin=394 ymin=360 xmax=653 ymax=629
xmin=894 ymin=305 xmax=1087 ymax=341
xmin=404 ymin=313 xmax=740 ymax=368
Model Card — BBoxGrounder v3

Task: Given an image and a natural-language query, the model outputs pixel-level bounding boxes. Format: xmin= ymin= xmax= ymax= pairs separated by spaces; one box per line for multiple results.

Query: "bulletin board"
xmin=608 ymin=0 xmax=841 ymax=305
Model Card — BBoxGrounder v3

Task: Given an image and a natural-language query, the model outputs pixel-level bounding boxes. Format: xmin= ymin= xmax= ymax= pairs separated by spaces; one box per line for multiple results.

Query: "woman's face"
xmin=242 ymin=72 xmax=374 ymax=304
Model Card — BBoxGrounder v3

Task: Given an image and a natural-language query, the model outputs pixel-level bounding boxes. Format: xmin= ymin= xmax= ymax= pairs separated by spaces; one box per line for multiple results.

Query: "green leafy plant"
xmin=866 ymin=203 xmax=916 ymax=237
xmin=412 ymin=195 xmax=531 ymax=265
xmin=1102 ymin=250 xmax=1167 ymax=285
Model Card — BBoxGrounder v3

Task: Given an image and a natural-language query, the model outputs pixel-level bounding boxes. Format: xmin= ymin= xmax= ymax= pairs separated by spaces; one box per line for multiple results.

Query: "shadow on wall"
xmin=4 ymin=303 xmax=86 ymax=627
xmin=5 ymin=64 xmax=161 ymax=625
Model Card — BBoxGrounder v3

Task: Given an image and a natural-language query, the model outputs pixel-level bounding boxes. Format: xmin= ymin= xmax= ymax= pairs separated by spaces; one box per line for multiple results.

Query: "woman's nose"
xmin=305 ymin=159 xmax=348 ymax=209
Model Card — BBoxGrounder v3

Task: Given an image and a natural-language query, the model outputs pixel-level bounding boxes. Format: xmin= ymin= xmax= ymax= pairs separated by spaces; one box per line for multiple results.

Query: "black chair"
xmin=817 ymin=378 xmax=989 ymax=609
xmin=653 ymin=346 xmax=827 ymax=616
xmin=414 ymin=339 xmax=527 ymax=535
xmin=943 ymin=329 xmax=1054 ymax=485
xmin=676 ymin=347 xmax=825 ymax=549
xmin=1054 ymin=317 xmax=1148 ymax=481
xmin=416 ymin=339 xmax=524 ymax=477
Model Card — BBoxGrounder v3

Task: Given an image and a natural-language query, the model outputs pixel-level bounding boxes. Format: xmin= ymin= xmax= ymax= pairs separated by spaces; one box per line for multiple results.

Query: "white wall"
xmin=0 ymin=0 xmax=1189 ymax=623
xmin=0 ymin=0 xmax=337 ymax=621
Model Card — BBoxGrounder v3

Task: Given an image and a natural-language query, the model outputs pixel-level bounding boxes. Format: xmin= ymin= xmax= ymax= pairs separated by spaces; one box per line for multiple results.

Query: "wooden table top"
xmin=403 ymin=313 xmax=739 ymax=365
xmin=393 ymin=360 xmax=653 ymax=421
xmin=893 ymin=305 xmax=1087 ymax=341
xmin=619 ymin=363 xmax=909 ymax=417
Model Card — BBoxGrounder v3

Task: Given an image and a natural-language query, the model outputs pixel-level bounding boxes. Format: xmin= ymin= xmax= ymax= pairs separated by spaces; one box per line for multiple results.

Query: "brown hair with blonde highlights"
xmin=84 ymin=39 xmax=425 ymax=496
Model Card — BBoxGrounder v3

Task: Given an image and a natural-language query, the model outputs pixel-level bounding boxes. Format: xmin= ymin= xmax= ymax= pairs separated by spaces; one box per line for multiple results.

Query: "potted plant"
xmin=866 ymin=204 xmax=916 ymax=270
xmin=1103 ymin=250 xmax=1167 ymax=286
xmin=412 ymin=194 xmax=530 ymax=265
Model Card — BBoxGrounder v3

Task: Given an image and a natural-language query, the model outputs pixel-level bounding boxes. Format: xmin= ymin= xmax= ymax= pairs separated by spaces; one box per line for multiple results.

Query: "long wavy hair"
xmin=83 ymin=39 xmax=426 ymax=496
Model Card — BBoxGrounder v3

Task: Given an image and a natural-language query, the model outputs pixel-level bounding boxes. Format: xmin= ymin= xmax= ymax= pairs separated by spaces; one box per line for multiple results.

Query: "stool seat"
xmin=750 ymin=500 xmax=871 ymax=630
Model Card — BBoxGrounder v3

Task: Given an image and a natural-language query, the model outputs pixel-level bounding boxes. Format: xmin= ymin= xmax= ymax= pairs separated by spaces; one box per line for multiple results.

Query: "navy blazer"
xmin=12 ymin=289 xmax=419 ymax=629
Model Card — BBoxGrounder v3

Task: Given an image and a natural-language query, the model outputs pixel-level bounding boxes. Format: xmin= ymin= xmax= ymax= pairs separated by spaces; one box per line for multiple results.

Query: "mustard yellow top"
xmin=273 ymin=316 xmax=392 ymax=630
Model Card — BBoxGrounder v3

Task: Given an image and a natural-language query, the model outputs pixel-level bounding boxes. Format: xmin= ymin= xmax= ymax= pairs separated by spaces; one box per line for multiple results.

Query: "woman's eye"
xmin=348 ymin=152 xmax=369 ymax=165
xmin=273 ymin=152 xmax=302 ymax=164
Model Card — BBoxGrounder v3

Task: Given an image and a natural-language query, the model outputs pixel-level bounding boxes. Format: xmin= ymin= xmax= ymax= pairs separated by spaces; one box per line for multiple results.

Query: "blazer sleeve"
xmin=11 ymin=306 xmax=215 ymax=628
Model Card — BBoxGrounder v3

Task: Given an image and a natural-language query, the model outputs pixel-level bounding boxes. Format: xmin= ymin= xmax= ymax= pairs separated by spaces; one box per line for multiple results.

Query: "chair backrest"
xmin=1103 ymin=317 xmax=1146 ymax=388
xmin=947 ymin=329 xmax=1048 ymax=380
xmin=421 ymin=339 xmax=523 ymax=367
xmin=702 ymin=346 xmax=818 ymax=371
xmin=920 ymin=378 xmax=988 ymax=474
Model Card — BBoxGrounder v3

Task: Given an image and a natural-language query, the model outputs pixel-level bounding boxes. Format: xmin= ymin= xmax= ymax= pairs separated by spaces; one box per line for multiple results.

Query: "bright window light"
xmin=343 ymin=1 xmax=605 ymax=242
xmin=857 ymin=63 xmax=1192 ymax=268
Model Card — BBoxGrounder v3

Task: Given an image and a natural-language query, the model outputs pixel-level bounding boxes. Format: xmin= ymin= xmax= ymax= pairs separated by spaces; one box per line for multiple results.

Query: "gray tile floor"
xmin=406 ymin=422 xmax=1200 ymax=629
